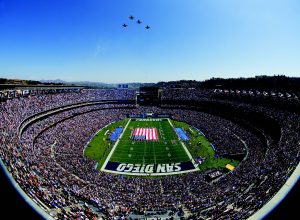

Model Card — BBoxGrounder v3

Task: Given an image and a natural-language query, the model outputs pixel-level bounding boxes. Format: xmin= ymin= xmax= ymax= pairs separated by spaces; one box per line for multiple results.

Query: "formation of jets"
xmin=122 ymin=15 xmax=150 ymax=30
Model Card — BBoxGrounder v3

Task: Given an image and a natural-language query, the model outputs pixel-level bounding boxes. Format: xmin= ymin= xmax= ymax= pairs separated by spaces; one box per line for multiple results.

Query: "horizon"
xmin=1 ymin=0 xmax=300 ymax=82
xmin=2 ymin=74 xmax=298 ymax=85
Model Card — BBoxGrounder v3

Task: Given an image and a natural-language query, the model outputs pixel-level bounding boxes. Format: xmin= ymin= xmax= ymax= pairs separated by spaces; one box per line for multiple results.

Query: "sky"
xmin=0 ymin=0 xmax=299 ymax=83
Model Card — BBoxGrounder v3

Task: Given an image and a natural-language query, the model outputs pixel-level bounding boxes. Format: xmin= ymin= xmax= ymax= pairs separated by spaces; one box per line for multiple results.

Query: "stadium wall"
xmin=0 ymin=157 xmax=55 ymax=220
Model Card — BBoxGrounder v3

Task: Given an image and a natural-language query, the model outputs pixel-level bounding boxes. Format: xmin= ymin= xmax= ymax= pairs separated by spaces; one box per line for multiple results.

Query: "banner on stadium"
xmin=117 ymin=84 xmax=129 ymax=89
xmin=15 ymin=90 xmax=22 ymax=98
xmin=127 ymin=114 xmax=172 ymax=119
xmin=205 ymin=170 xmax=224 ymax=181
xmin=152 ymin=114 xmax=172 ymax=118
xmin=7 ymin=90 xmax=14 ymax=99
xmin=0 ymin=91 xmax=5 ymax=101
xmin=135 ymin=119 xmax=163 ymax=122
xmin=22 ymin=90 xmax=30 ymax=97
xmin=127 ymin=114 xmax=143 ymax=118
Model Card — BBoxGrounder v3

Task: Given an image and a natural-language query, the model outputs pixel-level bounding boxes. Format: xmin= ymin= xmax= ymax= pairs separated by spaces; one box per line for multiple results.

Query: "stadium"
xmin=1 ymin=1 xmax=300 ymax=220
xmin=0 ymin=78 xmax=299 ymax=219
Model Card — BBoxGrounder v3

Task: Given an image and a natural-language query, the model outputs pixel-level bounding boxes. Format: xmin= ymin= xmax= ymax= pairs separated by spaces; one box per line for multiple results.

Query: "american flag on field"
xmin=132 ymin=128 xmax=158 ymax=141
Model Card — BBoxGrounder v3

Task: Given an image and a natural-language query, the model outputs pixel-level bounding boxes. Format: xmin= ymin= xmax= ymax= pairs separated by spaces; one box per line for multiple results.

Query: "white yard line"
xmin=180 ymin=141 xmax=199 ymax=170
xmin=102 ymin=118 xmax=200 ymax=176
xmin=143 ymin=141 xmax=146 ymax=164
xmin=153 ymin=141 xmax=157 ymax=164
xmin=167 ymin=119 xmax=199 ymax=170
xmin=101 ymin=119 xmax=131 ymax=171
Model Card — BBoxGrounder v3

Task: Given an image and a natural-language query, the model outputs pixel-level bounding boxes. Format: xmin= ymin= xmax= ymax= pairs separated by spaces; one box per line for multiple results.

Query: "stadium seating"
xmin=0 ymin=88 xmax=299 ymax=219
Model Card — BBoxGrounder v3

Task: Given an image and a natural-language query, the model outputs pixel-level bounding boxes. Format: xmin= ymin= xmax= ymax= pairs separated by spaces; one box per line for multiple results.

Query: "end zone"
xmin=103 ymin=161 xmax=199 ymax=176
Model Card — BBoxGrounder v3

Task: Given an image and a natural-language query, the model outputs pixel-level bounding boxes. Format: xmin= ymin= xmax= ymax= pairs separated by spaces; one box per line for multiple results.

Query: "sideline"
xmin=82 ymin=121 xmax=116 ymax=156
xmin=101 ymin=118 xmax=199 ymax=176
xmin=101 ymin=119 xmax=131 ymax=171
xmin=167 ymin=119 xmax=199 ymax=170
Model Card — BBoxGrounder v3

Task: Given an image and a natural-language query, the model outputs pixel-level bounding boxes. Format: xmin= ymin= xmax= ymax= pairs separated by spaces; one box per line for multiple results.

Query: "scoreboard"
xmin=137 ymin=87 xmax=161 ymax=105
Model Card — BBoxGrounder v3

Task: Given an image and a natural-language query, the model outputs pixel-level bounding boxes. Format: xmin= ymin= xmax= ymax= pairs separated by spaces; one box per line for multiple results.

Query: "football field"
xmin=84 ymin=116 xmax=240 ymax=176
xmin=108 ymin=118 xmax=190 ymax=164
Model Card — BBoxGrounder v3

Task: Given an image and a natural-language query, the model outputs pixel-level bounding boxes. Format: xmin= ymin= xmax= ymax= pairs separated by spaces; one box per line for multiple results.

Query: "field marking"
xmin=167 ymin=119 xmax=199 ymax=170
xmin=100 ymin=119 xmax=131 ymax=171
xmin=153 ymin=141 xmax=157 ymax=164
xmin=102 ymin=118 xmax=200 ymax=176
xmin=102 ymin=168 xmax=200 ymax=176
xmin=83 ymin=120 xmax=116 ymax=156
xmin=143 ymin=141 xmax=146 ymax=164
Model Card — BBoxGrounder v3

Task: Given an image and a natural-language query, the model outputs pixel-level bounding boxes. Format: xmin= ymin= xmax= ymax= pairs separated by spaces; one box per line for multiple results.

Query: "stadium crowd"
xmin=0 ymin=88 xmax=299 ymax=219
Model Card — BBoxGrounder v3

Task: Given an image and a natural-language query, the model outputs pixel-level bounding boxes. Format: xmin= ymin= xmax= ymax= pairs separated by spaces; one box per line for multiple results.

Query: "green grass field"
xmin=109 ymin=119 xmax=190 ymax=164
xmin=84 ymin=117 xmax=240 ymax=172
xmin=84 ymin=118 xmax=129 ymax=168
xmin=171 ymin=120 xmax=240 ymax=171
